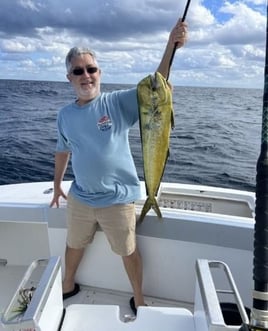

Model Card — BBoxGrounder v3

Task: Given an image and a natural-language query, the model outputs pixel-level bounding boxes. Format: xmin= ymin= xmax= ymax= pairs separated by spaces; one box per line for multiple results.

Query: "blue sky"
xmin=0 ymin=0 xmax=266 ymax=88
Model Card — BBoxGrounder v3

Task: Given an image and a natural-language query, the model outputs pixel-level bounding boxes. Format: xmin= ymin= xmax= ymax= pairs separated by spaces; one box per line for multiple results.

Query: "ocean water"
xmin=0 ymin=79 xmax=263 ymax=192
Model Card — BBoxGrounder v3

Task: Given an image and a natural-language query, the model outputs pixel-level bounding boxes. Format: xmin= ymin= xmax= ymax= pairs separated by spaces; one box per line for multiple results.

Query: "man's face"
xmin=67 ymin=53 xmax=101 ymax=105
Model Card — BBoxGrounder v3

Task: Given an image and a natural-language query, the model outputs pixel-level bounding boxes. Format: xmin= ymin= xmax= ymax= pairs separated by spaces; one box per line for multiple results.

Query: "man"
xmin=50 ymin=19 xmax=187 ymax=314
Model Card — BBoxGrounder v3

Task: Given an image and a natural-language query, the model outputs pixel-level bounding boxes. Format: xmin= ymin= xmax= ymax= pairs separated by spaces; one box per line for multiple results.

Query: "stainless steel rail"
xmin=196 ymin=259 xmax=249 ymax=331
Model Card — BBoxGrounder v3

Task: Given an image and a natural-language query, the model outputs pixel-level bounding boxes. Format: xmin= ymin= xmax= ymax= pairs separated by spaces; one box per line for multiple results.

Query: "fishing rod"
xmin=240 ymin=3 xmax=268 ymax=331
xmin=166 ymin=0 xmax=191 ymax=81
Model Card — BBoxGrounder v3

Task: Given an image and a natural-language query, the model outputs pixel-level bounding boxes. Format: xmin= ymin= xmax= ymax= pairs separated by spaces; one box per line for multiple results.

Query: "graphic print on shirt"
xmin=97 ymin=115 xmax=112 ymax=131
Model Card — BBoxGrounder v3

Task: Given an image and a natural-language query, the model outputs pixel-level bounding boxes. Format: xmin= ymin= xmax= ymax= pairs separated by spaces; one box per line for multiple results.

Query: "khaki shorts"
xmin=66 ymin=194 xmax=137 ymax=256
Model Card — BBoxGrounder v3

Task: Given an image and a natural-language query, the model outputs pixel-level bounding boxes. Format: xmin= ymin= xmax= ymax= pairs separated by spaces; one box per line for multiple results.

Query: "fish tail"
xmin=139 ymin=197 xmax=162 ymax=222
xmin=152 ymin=201 xmax=162 ymax=219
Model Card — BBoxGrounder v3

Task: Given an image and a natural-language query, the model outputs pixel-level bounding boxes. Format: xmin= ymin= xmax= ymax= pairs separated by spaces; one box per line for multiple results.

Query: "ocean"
xmin=0 ymin=79 xmax=263 ymax=192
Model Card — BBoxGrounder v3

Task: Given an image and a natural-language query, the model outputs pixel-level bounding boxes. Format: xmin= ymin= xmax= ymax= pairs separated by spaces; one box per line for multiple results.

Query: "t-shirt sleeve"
xmin=116 ymin=87 xmax=139 ymax=126
xmin=55 ymin=112 xmax=71 ymax=152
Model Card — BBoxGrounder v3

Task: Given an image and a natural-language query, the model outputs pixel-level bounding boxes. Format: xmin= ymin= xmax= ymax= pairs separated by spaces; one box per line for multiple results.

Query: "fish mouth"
xmin=150 ymin=73 xmax=160 ymax=91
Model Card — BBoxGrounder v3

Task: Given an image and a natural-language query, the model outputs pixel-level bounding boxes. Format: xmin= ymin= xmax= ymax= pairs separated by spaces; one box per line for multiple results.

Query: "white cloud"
xmin=188 ymin=1 xmax=216 ymax=27
xmin=216 ymin=1 xmax=265 ymax=44
xmin=18 ymin=0 xmax=42 ymax=11
xmin=0 ymin=0 xmax=266 ymax=87
xmin=1 ymin=39 xmax=36 ymax=52
xmin=245 ymin=0 xmax=266 ymax=5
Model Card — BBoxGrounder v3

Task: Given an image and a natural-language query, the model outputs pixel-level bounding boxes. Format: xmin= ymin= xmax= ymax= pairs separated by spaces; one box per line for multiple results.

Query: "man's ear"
xmin=66 ymin=73 xmax=71 ymax=82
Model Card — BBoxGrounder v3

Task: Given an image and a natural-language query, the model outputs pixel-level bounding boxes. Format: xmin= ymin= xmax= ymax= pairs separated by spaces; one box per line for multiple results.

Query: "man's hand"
xmin=170 ymin=19 xmax=188 ymax=49
xmin=50 ymin=187 xmax=67 ymax=208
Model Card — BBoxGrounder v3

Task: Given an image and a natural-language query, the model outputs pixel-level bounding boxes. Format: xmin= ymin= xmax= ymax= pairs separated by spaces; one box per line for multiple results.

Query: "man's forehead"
xmin=71 ymin=53 xmax=95 ymax=64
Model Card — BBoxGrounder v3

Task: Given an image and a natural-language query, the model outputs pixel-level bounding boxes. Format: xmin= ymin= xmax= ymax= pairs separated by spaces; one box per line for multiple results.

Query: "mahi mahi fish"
xmin=137 ymin=71 xmax=174 ymax=222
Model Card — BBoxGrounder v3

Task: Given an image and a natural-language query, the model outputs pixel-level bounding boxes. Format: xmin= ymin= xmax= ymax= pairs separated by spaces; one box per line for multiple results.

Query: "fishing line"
xmin=166 ymin=0 xmax=191 ymax=81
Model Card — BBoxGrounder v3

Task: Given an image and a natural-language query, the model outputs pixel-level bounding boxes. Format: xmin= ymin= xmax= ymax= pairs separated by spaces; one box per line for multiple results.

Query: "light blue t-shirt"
xmin=56 ymin=87 xmax=141 ymax=207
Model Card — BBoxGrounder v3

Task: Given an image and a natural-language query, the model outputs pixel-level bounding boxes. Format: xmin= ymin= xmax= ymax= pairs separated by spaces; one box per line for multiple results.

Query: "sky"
xmin=0 ymin=0 xmax=266 ymax=88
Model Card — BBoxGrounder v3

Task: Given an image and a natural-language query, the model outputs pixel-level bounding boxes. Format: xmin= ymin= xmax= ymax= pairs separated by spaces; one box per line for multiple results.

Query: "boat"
xmin=1 ymin=1 xmax=268 ymax=329
xmin=0 ymin=180 xmax=254 ymax=330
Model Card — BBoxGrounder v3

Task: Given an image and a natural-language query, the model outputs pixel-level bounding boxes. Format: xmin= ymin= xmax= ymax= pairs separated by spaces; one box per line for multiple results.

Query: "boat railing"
xmin=195 ymin=259 xmax=250 ymax=331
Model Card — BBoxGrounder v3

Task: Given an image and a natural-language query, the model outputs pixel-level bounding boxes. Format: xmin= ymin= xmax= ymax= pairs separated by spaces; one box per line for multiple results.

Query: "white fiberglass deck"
xmin=0 ymin=264 xmax=192 ymax=319
xmin=1 ymin=257 xmax=249 ymax=331
xmin=61 ymin=305 xmax=194 ymax=331
xmin=0 ymin=264 xmax=193 ymax=331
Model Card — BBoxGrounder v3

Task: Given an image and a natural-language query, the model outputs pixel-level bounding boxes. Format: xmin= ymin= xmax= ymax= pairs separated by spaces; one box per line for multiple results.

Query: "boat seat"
xmin=61 ymin=304 xmax=195 ymax=331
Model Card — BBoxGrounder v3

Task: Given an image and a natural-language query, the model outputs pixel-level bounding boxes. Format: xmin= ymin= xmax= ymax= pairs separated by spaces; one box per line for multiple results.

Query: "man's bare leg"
xmin=122 ymin=246 xmax=145 ymax=307
xmin=62 ymin=245 xmax=84 ymax=294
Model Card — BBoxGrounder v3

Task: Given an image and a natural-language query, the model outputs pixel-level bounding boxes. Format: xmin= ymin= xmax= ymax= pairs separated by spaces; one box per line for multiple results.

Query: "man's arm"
xmin=157 ymin=19 xmax=188 ymax=80
xmin=50 ymin=151 xmax=70 ymax=207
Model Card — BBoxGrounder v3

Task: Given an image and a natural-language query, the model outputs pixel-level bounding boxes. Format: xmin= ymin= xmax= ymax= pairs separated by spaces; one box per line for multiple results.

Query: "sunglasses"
xmin=72 ymin=66 xmax=98 ymax=76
